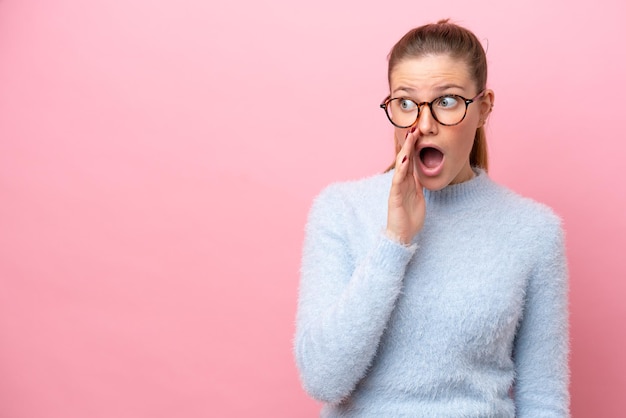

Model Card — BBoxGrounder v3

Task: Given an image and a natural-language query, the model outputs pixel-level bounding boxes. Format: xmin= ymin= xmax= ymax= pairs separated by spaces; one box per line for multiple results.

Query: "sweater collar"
xmin=423 ymin=168 xmax=494 ymax=206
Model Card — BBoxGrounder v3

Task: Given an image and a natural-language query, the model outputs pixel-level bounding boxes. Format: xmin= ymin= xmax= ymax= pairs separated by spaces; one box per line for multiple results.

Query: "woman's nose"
xmin=416 ymin=104 xmax=437 ymax=135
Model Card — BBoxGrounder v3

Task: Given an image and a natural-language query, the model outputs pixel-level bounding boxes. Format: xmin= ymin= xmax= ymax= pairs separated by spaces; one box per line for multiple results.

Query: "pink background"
xmin=1 ymin=0 xmax=624 ymax=416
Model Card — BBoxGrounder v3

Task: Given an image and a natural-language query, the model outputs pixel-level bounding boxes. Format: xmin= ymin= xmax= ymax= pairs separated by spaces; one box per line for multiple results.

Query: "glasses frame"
xmin=380 ymin=90 xmax=486 ymax=128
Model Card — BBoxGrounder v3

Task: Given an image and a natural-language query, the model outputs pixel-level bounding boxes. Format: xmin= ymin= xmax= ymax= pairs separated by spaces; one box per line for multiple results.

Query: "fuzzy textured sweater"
xmin=294 ymin=169 xmax=569 ymax=417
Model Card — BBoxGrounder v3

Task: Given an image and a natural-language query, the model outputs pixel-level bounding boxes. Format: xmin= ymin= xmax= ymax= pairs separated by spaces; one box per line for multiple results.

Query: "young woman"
xmin=294 ymin=20 xmax=569 ymax=417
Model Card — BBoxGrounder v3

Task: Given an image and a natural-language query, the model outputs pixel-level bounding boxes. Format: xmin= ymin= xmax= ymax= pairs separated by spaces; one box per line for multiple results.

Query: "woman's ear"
xmin=478 ymin=89 xmax=495 ymax=127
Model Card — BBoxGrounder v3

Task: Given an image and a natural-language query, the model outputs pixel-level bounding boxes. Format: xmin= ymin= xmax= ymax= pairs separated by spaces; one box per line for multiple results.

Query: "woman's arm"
xmin=295 ymin=131 xmax=423 ymax=403
xmin=294 ymin=185 xmax=416 ymax=404
xmin=514 ymin=221 xmax=570 ymax=417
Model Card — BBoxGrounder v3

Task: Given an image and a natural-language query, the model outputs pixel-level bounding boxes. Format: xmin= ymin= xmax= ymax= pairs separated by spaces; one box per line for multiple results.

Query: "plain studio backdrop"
xmin=0 ymin=0 xmax=624 ymax=416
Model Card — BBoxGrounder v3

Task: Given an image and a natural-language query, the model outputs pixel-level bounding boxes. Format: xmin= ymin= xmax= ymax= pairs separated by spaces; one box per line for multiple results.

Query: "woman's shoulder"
xmin=486 ymin=176 xmax=563 ymax=232
xmin=305 ymin=171 xmax=392 ymax=233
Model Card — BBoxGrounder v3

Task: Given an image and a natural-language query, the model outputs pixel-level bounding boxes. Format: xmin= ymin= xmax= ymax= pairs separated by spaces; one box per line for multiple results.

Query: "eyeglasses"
xmin=380 ymin=90 xmax=485 ymax=128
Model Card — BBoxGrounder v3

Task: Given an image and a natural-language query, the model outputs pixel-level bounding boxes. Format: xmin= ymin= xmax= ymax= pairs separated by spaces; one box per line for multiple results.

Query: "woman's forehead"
xmin=390 ymin=55 xmax=472 ymax=93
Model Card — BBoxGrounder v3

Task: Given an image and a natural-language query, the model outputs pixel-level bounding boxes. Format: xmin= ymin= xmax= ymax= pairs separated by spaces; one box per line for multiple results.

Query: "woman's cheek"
xmin=395 ymin=129 xmax=408 ymax=146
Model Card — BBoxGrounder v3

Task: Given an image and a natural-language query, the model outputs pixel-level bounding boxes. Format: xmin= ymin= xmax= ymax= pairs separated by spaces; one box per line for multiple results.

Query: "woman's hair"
xmin=385 ymin=19 xmax=489 ymax=172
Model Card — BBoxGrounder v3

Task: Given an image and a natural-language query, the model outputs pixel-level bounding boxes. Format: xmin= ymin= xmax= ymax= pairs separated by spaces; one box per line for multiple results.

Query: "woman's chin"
xmin=417 ymin=173 xmax=450 ymax=192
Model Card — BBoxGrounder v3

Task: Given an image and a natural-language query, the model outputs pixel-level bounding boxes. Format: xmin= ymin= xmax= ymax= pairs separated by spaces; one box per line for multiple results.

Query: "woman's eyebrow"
xmin=433 ymin=83 xmax=465 ymax=92
xmin=392 ymin=86 xmax=415 ymax=95
xmin=392 ymin=84 xmax=466 ymax=96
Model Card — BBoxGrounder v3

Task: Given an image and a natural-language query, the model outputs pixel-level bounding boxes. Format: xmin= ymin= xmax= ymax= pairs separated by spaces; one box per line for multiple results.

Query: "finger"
xmin=392 ymin=134 xmax=411 ymax=182
xmin=393 ymin=128 xmax=417 ymax=181
xmin=412 ymin=157 xmax=424 ymax=197
xmin=400 ymin=127 xmax=418 ymax=160
xmin=406 ymin=145 xmax=414 ymax=177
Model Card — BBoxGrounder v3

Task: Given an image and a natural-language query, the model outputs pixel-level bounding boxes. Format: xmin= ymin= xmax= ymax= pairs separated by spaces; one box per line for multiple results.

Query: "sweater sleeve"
xmin=294 ymin=185 xmax=416 ymax=404
xmin=514 ymin=220 xmax=570 ymax=417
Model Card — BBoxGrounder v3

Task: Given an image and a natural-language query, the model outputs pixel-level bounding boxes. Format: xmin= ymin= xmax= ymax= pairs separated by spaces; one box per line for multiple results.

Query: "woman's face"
xmin=389 ymin=54 xmax=493 ymax=191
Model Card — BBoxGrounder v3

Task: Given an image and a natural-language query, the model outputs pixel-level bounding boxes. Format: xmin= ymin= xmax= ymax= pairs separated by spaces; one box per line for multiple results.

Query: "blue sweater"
xmin=294 ymin=169 xmax=569 ymax=417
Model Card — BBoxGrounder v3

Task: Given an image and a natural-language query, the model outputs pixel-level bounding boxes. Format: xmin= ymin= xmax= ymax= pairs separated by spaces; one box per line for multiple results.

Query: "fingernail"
xmin=402 ymin=155 xmax=407 ymax=163
xmin=410 ymin=126 xmax=417 ymax=133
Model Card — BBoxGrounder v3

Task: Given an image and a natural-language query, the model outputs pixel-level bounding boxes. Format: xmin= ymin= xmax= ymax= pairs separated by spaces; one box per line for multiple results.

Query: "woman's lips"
xmin=417 ymin=145 xmax=444 ymax=176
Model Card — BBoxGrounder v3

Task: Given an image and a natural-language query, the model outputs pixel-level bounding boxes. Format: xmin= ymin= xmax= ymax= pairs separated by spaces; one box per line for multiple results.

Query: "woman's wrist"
xmin=385 ymin=228 xmax=412 ymax=246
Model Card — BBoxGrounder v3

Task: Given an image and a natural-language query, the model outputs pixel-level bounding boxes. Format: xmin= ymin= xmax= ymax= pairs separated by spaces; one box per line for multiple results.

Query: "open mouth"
xmin=419 ymin=147 xmax=444 ymax=169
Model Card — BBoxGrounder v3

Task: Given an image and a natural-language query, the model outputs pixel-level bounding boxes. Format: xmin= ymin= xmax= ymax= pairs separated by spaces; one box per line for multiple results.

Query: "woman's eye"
xmin=399 ymin=99 xmax=417 ymax=111
xmin=437 ymin=96 xmax=459 ymax=108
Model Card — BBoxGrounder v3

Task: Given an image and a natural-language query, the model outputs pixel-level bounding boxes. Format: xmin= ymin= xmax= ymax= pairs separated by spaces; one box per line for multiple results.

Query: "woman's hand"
xmin=386 ymin=128 xmax=425 ymax=245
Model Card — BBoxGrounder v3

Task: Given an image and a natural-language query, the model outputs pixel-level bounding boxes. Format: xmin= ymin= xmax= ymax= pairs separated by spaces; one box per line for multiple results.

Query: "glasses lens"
xmin=431 ymin=96 xmax=466 ymax=125
xmin=387 ymin=99 xmax=418 ymax=127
